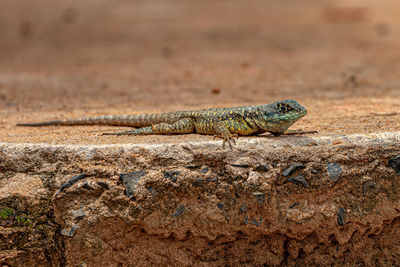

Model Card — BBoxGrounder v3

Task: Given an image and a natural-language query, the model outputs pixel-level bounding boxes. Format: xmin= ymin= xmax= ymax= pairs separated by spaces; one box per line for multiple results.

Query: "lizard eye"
xmin=277 ymin=103 xmax=290 ymax=112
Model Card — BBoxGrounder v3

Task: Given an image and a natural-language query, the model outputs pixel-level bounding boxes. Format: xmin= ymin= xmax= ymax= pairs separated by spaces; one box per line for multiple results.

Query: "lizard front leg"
xmin=102 ymin=118 xmax=195 ymax=136
xmin=213 ymin=121 xmax=239 ymax=150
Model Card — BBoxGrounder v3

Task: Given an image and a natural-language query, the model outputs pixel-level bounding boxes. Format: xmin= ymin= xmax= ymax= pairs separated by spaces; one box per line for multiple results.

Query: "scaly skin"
xmin=17 ymin=99 xmax=311 ymax=148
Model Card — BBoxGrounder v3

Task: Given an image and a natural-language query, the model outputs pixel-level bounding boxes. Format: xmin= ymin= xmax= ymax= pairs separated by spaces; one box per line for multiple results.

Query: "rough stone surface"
xmin=326 ymin=163 xmax=342 ymax=182
xmin=388 ymin=156 xmax=400 ymax=174
xmin=1 ymin=132 xmax=400 ymax=266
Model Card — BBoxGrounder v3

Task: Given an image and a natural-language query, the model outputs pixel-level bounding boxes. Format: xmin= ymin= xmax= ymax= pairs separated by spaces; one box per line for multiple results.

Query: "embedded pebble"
xmin=147 ymin=186 xmax=158 ymax=197
xmin=244 ymin=215 xmax=248 ymax=224
xmin=362 ymin=181 xmax=378 ymax=194
xmin=287 ymin=175 xmax=310 ymax=187
xmin=71 ymin=208 xmax=86 ymax=220
xmin=250 ymin=218 xmax=262 ymax=226
xmin=253 ymin=192 xmax=265 ymax=203
xmin=185 ymin=165 xmax=200 ymax=169
xmin=119 ymin=170 xmax=146 ymax=197
xmin=283 ymin=164 xmax=304 ymax=177
xmin=234 ymin=191 xmax=240 ymax=198
xmin=56 ymin=173 xmax=86 ymax=195
xmin=79 ymin=180 xmax=94 ymax=190
xmin=192 ymin=179 xmax=205 ymax=187
xmin=311 ymin=168 xmax=321 ymax=174
xmin=239 ymin=204 xmax=247 ymax=213
xmin=388 ymin=156 xmax=400 ymax=174
xmin=97 ymin=181 xmax=109 ymax=190
xmin=200 ymin=167 xmax=209 ymax=173
xmin=217 ymin=202 xmax=224 ymax=210
xmin=164 ymin=171 xmax=180 ymax=182
xmin=327 ymin=163 xmax=342 ymax=181
xmin=172 ymin=204 xmax=185 ymax=217
xmin=231 ymin=164 xmax=251 ymax=168
xmin=61 ymin=224 xmax=79 ymax=237
xmin=337 ymin=207 xmax=346 ymax=226
xmin=254 ymin=165 xmax=270 ymax=172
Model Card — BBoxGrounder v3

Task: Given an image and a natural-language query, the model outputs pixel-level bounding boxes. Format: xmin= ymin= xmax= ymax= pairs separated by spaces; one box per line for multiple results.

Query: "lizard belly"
xmin=194 ymin=122 xmax=215 ymax=135
xmin=194 ymin=121 xmax=259 ymax=136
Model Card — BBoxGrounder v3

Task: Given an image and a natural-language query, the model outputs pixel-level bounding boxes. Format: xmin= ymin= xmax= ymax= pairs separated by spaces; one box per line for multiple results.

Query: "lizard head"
xmin=258 ymin=99 xmax=307 ymax=134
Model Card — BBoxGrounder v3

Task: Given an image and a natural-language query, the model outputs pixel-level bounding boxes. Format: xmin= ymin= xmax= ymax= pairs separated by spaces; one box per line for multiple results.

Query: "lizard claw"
xmin=213 ymin=134 xmax=239 ymax=150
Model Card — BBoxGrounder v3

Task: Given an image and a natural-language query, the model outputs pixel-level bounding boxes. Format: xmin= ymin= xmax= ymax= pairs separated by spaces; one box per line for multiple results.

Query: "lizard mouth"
xmin=259 ymin=109 xmax=307 ymax=132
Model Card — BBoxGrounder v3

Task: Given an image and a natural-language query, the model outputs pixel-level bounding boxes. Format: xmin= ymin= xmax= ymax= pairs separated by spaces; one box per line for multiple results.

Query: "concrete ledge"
xmin=1 ymin=132 xmax=400 ymax=266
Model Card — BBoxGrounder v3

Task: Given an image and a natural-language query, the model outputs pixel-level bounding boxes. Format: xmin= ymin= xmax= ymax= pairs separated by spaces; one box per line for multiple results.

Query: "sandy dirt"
xmin=0 ymin=0 xmax=399 ymax=145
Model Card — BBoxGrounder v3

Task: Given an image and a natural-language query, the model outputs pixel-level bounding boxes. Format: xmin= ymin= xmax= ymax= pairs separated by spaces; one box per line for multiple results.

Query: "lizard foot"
xmin=213 ymin=134 xmax=239 ymax=149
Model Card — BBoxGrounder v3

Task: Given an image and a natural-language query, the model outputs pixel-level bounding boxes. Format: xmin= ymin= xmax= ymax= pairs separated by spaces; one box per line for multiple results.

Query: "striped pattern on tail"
xmin=17 ymin=111 xmax=188 ymax=128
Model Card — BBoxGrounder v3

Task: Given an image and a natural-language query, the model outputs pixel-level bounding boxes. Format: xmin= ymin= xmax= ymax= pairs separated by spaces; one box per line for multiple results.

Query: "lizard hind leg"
xmin=102 ymin=118 xmax=195 ymax=136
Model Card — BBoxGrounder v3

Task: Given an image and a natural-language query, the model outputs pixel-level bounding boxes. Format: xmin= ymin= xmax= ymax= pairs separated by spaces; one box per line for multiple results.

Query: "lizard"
xmin=17 ymin=99 xmax=314 ymax=149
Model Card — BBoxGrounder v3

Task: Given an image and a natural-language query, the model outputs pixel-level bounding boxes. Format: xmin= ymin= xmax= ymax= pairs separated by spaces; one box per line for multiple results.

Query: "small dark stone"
xmin=234 ymin=191 xmax=240 ymax=198
xmin=79 ymin=180 xmax=94 ymax=190
xmin=192 ymin=179 xmax=205 ymax=187
xmin=61 ymin=224 xmax=79 ymax=237
xmin=254 ymin=165 xmax=270 ymax=172
xmin=250 ymin=218 xmax=262 ymax=226
xmin=327 ymin=163 xmax=342 ymax=182
xmin=164 ymin=171 xmax=180 ymax=183
xmin=97 ymin=181 xmax=109 ymax=190
xmin=217 ymin=202 xmax=224 ymax=210
xmin=147 ymin=186 xmax=158 ymax=197
xmin=337 ymin=207 xmax=346 ymax=226
xmin=172 ymin=204 xmax=185 ymax=217
xmin=311 ymin=168 xmax=321 ymax=174
xmin=56 ymin=173 xmax=86 ymax=195
xmin=283 ymin=164 xmax=304 ymax=177
xmin=287 ymin=175 xmax=310 ymax=187
xmin=253 ymin=192 xmax=265 ymax=203
xmin=388 ymin=156 xmax=400 ymax=174
xmin=200 ymin=167 xmax=209 ymax=173
xmin=225 ymin=213 xmax=230 ymax=221
xmin=239 ymin=204 xmax=247 ymax=213
xmin=289 ymin=202 xmax=299 ymax=208
xmin=207 ymin=178 xmax=218 ymax=182
xmin=244 ymin=215 xmax=248 ymax=225
xmin=185 ymin=165 xmax=200 ymax=169
xmin=71 ymin=208 xmax=86 ymax=220
xmin=231 ymin=164 xmax=251 ymax=168
xmin=362 ymin=181 xmax=377 ymax=194
xmin=119 ymin=170 xmax=146 ymax=197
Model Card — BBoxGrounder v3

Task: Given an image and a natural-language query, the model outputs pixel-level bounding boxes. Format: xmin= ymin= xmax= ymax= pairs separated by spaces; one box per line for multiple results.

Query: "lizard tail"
xmin=17 ymin=112 xmax=188 ymax=127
